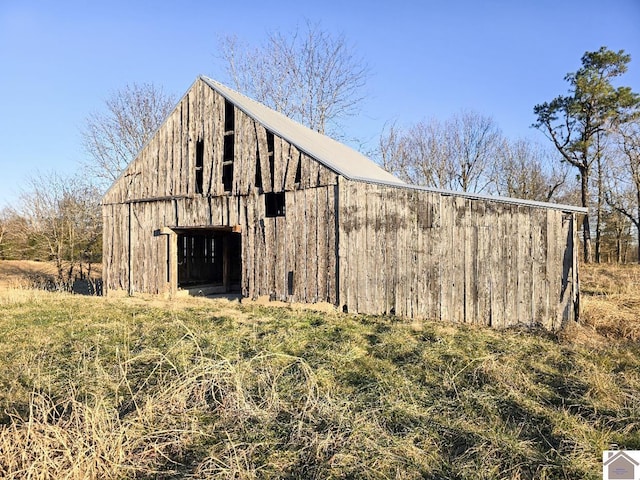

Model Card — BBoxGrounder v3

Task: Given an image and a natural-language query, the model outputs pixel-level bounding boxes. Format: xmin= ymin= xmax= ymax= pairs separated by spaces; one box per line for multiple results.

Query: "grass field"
xmin=0 ymin=261 xmax=638 ymax=479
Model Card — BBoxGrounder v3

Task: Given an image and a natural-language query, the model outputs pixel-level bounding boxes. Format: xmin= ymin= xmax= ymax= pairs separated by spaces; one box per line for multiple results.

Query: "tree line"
xmin=0 ymin=85 xmax=176 ymax=289
xmin=1 ymin=24 xmax=639 ymax=291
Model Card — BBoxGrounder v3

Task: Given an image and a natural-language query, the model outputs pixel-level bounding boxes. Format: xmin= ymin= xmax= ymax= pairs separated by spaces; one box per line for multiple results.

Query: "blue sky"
xmin=1 ymin=0 xmax=639 ymax=208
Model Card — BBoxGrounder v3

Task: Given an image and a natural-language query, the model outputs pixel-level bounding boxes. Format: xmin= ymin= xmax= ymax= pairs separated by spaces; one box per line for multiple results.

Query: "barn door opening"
xmin=177 ymin=229 xmax=241 ymax=293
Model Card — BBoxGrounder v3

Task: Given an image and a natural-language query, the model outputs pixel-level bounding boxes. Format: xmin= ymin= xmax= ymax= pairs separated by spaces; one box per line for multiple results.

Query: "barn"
xmin=102 ymin=76 xmax=586 ymax=330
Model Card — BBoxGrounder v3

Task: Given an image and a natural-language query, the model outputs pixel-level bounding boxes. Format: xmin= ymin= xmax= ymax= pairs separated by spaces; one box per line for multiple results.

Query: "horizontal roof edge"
xmin=345 ymin=176 xmax=588 ymax=214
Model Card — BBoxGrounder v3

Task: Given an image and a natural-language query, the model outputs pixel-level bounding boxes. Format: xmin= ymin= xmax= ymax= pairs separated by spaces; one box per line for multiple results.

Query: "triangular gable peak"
xmin=103 ymin=77 xmax=403 ymax=205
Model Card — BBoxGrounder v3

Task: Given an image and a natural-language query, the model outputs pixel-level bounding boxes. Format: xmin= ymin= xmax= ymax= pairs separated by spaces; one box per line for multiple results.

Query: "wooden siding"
xmin=103 ymin=78 xmax=339 ymax=300
xmin=337 ymin=179 xmax=578 ymax=329
xmin=102 ymin=188 xmax=338 ymax=303
xmin=103 ymin=78 xmax=337 ymax=205
xmin=102 ymin=77 xmax=579 ymax=330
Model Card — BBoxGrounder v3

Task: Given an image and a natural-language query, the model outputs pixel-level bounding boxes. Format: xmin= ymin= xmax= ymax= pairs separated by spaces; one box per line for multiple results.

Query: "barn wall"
xmin=102 ymin=77 xmax=579 ymax=330
xmin=337 ymin=179 xmax=578 ymax=329
xmin=102 ymin=78 xmax=339 ymax=299
xmin=102 ymin=78 xmax=337 ymax=205
xmin=102 ymin=187 xmax=338 ymax=302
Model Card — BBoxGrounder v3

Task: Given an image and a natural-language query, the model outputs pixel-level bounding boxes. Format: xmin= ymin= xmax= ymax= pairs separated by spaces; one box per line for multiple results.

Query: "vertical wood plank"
xmin=327 ymin=184 xmax=337 ymax=304
xmin=294 ymin=189 xmax=307 ymax=301
xmin=316 ymin=187 xmax=329 ymax=302
xmin=384 ymin=186 xmax=396 ymax=315
xmin=306 ymin=188 xmax=318 ymax=302
xmin=368 ymin=185 xmax=382 ymax=314
xmin=273 ymin=135 xmax=284 ymax=192
xmin=336 ymin=177 xmax=347 ymax=310
xmin=284 ymin=145 xmax=300 ymax=191
xmin=256 ymin=125 xmax=271 ymax=193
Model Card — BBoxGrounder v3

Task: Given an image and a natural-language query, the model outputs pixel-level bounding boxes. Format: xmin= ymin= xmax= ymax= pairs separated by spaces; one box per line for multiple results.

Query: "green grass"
xmin=0 ymin=287 xmax=639 ymax=479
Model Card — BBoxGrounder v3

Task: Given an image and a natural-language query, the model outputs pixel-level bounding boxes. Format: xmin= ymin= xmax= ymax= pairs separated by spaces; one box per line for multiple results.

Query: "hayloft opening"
xmin=265 ymin=192 xmax=285 ymax=217
xmin=267 ymin=132 xmax=275 ymax=190
xmin=255 ymin=144 xmax=263 ymax=189
xmin=195 ymin=139 xmax=204 ymax=194
xmin=177 ymin=229 xmax=241 ymax=293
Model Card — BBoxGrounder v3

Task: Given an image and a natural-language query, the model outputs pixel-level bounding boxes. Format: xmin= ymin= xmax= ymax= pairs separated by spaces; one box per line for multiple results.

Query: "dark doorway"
xmin=177 ymin=229 xmax=241 ymax=293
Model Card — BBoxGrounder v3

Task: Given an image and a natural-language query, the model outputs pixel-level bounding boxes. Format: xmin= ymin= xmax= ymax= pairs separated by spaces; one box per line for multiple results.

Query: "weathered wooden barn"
xmin=102 ymin=76 xmax=586 ymax=330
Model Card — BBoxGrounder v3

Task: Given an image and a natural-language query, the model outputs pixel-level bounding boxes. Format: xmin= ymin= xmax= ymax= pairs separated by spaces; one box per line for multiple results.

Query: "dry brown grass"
xmin=0 ymin=260 xmax=58 ymax=288
xmin=0 ymin=260 xmax=639 ymax=478
xmin=580 ymin=263 xmax=640 ymax=341
xmin=0 ymin=260 xmax=101 ymax=289
xmin=0 ymin=303 xmax=636 ymax=478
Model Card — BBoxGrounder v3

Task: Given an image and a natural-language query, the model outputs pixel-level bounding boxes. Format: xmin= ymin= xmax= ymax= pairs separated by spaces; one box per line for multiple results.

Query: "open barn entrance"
xmin=176 ymin=229 xmax=241 ymax=294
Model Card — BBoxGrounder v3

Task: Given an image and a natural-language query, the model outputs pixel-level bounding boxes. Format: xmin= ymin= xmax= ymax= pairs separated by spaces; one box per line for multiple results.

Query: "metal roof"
xmin=202 ymin=77 xmax=587 ymax=214
xmin=200 ymin=76 xmax=405 ymax=186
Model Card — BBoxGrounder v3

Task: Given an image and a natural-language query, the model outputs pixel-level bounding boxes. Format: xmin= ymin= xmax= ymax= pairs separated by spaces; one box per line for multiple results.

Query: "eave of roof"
xmin=348 ymin=176 xmax=588 ymax=214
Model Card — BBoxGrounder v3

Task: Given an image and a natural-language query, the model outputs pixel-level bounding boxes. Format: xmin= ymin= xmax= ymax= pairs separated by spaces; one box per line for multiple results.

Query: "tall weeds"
xmin=0 ymin=333 xmax=430 ymax=479
xmin=0 ymin=264 xmax=639 ymax=478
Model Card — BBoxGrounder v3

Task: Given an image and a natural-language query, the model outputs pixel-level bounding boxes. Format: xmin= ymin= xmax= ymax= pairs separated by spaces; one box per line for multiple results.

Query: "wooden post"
xmin=128 ymin=203 xmax=133 ymax=296
xmin=159 ymin=227 xmax=177 ymax=296
xmin=571 ymin=213 xmax=580 ymax=322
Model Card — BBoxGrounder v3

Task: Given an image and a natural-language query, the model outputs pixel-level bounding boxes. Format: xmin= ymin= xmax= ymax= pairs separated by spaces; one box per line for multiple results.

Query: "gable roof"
xmin=604 ymin=451 xmax=640 ymax=466
xmin=104 ymin=76 xmax=587 ymax=214
xmin=201 ymin=77 xmax=586 ymax=214
xmin=200 ymin=76 xmax=405 ymax=186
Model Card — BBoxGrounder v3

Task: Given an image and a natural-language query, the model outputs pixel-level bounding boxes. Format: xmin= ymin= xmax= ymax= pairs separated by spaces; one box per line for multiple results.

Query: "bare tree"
xmin=607 ymin=119 xmax=640 ymax=262
xmin=493 ymin=139 xmax=568 ymax=202
xmin=218 ymin=21 xmax=370 ymax=136
xmin=0 ymin=208 xmax=6 ymax=254
xmin=378 ymin=111 xmax=501 ymax=193
xmin=0 ymin=207 xmax=32 ymax=260
xmin=379 ymin=120 xmax=453 ymax=188
xmin=447 ymin=111 xmax=503 ymax=193
xmin=18 ymin=172 xmax=102 ymax=289
xmin=81 ymin=83 xmax=176 ymax=188
xmin=379 ymin=121 xmax=407 ymax=176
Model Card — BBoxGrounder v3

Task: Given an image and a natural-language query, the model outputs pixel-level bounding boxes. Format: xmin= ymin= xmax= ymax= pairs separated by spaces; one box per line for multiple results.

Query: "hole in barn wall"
xmin=222 ymin=100 xmax=235 ymax=192
xmin=287 ymin=271 xmax=294 ymax=296
xmin=267 ymin=131 xmax=275 ymax=190
xmin=195 ymin=139 xmax=204 ymax=194
xmin=224 ymin=99 xmax=235 ymax=132
xmin=294 ymin=153 xmax=302 ymax=184
xmin=255 ymin=144 xmax=262 ymax=189
xmin=265 ymin=192 xmax=285 ymax=217
xmin=223 ymin=134 xmax=234 ymax=161
xmin=222 ymin=163 xmax=233 ymax=192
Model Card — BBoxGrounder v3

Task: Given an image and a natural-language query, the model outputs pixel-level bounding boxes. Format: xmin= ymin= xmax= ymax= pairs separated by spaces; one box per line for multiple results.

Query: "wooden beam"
xmin=168 ymin=231 xmax=178 ymax=296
